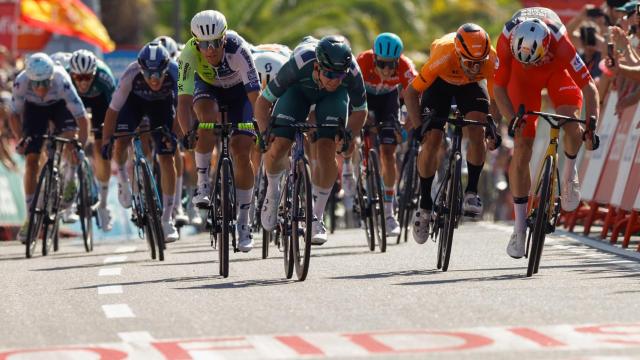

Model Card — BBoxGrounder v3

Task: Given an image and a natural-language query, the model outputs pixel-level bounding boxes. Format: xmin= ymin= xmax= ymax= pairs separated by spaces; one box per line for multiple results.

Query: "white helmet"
xmin=510 ymin=18 xmax=551 ymax=65
xmin=50 ymin=52 xmax=72 ymax=70
xmin=190 ymin=10 xmax=227 ymax=41
xmin=154 ymin=35 xmax=178 ymax=58
xmin=70 ymin=49 xmax=97 ymax=74
xmin=253 ymin=51 xmax=288 ymax=89
xmin=25 ymin=53 xmax=54 ymax=81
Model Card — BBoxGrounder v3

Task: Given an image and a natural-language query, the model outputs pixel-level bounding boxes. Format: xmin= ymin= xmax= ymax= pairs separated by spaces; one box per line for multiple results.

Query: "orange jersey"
xmin=411 ymin=33 xmax=497 ymax=97
xmin=356 ymin=50 xmax=417 ymax=95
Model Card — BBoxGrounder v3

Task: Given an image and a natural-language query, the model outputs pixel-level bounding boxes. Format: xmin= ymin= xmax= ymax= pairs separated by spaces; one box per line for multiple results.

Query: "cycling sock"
xmin=384 ymin=185 xmax=395 ymax=218
xmin=563 ymin=152 xmax=577 ymax=182
xmin=465 ymin=161 xmax=484 ymax=194
xmin=174 ymin=176 xmax=183 ymax=208
xmin=195 ymin=152 xmax=212 ymax=187
xmin=266 ymin=171 xmax=284 ymax=201
xmin=419 ymin=175 xmax=434 ymax=211
xmin=162 ymin=194 xmax=175 ymax=222
xmin=98 ymin=181 xmax=109 ymax=208
xmin=312 ymin=184 xmax=332 ymax=222
xmin=117 ymin=163 xmax=129 ymax=183
xmin=513 ymin=196 xmax=529 ymax=233
xmin=236 ymin=188 xmax=253 ymax=226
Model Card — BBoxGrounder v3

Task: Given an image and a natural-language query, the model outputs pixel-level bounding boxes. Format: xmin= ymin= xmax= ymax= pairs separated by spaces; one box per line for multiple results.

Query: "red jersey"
xmin=495 ymin=7 xmax=593 ymax=90
xmin=356 ymin=50 xmax=417 ymax=95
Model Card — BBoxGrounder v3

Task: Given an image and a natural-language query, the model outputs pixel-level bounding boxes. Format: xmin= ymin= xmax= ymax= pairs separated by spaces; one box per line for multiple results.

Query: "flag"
xmin=20 ymin=0 xmax=115 ymax=52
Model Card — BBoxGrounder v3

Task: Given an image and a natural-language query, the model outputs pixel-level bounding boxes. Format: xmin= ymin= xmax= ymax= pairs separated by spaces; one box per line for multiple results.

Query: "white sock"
xmin=195 ymin=152 xmax=212 ymax=186
xmin=162 ymin=194 xmax=175 ymax=222
xmin=342 ymin=159 xmax=353 ymax=175
xmin=236 ymin=188 xmax=253 ymax=226
xmin=384 ymin=185 xmax=395 ymax=218
xmin=174 ymin=176 xmax=183 ymax=208
xmin=98 ymin=181 xmax=109 ymax=208
xmin=117 ymin=163 xmax=129 ymax=183
xmin=312 ymin=184 xmax=332 ymax=221
xmin=266 ymin=171 xmax=284 ymax=200
xmin=514 ymin=202 xmax=528 ymax=233
xmin=563 ymin=155 xmax=577 ymax=182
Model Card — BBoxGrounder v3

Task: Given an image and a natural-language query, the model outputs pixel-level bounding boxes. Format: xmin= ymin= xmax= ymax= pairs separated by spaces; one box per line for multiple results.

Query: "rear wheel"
xmin=292 ymin=160 xmax=312 ymax=281
xmin=527 ymin=156 xmax=553 ymax=277
xmin=368 ymin=150 xmax=387 ymax=253
xmin=357 ymin=169 xmax=374 ymax=252
xmin=141 ymin=159 xmax=164 ymax=261
xmin=438 ymin=153 xmax=461 ymax=272
xmin=78 ymin=162 xmax=94 ymax=252
xmin=397 ymin=149 xmax=417 ymax=244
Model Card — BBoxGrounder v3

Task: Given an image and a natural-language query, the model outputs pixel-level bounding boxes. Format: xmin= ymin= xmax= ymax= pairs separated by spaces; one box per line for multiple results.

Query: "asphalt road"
xmin=1 ymin=221 xmax=639 ymax=359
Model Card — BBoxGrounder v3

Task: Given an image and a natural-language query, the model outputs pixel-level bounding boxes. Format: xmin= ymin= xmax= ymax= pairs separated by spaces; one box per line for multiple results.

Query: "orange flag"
xmin=20 ymin=0 xmax=116 ymax=52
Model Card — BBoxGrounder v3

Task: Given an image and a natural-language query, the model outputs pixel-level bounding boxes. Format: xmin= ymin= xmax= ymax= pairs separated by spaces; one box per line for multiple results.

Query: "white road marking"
xmin=98 ymin=285 xmax=123 ymax=295
xmin=118 ymin=331 xmax=155 ymax=343
xmin=98 ymin=267 xmax=122 ymax=276
xmin=115 ymin=246 xmax=138 ymax=253
xmin=102 ymin=304 xmax=135 ymax=318
xmin=103 ymin=255 xmax=127 ymax=264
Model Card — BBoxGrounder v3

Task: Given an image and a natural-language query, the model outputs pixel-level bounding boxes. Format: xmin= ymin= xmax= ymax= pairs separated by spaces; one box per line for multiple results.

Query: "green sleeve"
xmin=178 ymin=43 xmax=197 ymax=96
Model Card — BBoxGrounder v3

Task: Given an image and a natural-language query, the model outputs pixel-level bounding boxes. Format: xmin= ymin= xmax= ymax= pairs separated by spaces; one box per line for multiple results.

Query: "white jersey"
xmin=11 ymin=65 xmax=86 ymax=119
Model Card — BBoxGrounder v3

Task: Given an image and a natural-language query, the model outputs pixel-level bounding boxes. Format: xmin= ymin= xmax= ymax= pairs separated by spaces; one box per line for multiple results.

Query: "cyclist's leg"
xmin=113 ymin=95 xmax=144 ymax=209
xmin=86 ymin=95 xmax=114 ymax=229
xmin=457 ymin=81 xmax=491 ymax=216
xmin=21 ymin=102 xmax=48 ymax=215
xmin=191 ymin=74 xmax=219 ymax=205
xmin=51 ymin=101 xmax=81 ymax=211
xmin=548 ymin=69 xmax=584 ymax=211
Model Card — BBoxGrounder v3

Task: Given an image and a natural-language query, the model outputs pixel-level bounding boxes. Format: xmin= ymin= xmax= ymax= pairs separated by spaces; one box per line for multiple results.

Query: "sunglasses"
xmin=459 ymin=57 xmax=486 ymax=71
xmin=375 ymin=59 xmax=398 ymax=69
xmin=319 ymin=67 xmax=347 ymax=80
xmin=141 ymin=68 xmax=167 ymax=80
xmin=31 ymin=79 xmax=50 ymax=88
xmin=72 ymin=73 xmax=94 ymax=82
xmin=196 ymin=38 xmax=225 ymax=50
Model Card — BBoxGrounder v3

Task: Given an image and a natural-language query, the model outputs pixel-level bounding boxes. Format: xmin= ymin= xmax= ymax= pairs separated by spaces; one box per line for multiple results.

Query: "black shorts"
xmin=82 ymin=94 xmax=109 ymax=139
xmin=22 ymin=100 xmax=78 ymax=155
xmin=115 ymin=93 xmax=176 ymax=155
xmin=420 ymin=77 xmax=489 ymax=132
xmin=367 ymin=89 xmax=400 ymax=145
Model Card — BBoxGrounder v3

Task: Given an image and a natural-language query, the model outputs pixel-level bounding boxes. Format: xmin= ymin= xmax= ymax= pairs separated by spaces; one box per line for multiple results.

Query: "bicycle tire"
xmin=78 ymin=161 xmax=94 ymax=252
xmin=292 ymin=159 xmax=312 ymax=281
xmin=281 ymin=174 xmax=294 ymax=279
xmin=327 ymin=184 xmax=337 ymax=234
xmin=26 ymin=164 xmax=50 ymax=258
xmin=219 ymin=158 xmax=231 ymax=277
xmin=368 ymin=150 xmax=387 ymax=253
xmin=42 ymin=169 xmax=61 ymax=257
xmin=141 ymin=159 xmax=165 ymax=261
xmin=438 ymin=152 xmax=461 ymax=272
xmin=397 ymin=148 xmax=415 ymax=244
xmin=358 ymin=169 xmax=375 ymax=251
xmin=527 ymin=155 xmax=553 ymax=277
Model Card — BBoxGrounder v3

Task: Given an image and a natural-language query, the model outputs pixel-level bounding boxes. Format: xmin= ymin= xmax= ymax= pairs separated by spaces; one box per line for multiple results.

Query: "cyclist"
xmin=354 ymin=32 xmax=417 ymax=237
xmin=404 ymin=23 xmax=500 ymax=244
xmin=68 ymin=49 xmax=116 ymax=231
xmin=177 ymin=10 xmax=260 ymax=252
xmin=50 ymin=52 xmax=72 ymax=71
xmin=255 ymin=35 xmax=367 ymax=245
xmin=101 ymin=42 xmax=180 ymax=243
xmin=9 ymin=53 xmax=89 ymax=243
xmin=154 ymin=35 xmax=179 ymax=60
xmin=494 ymin=8 xmax=599 ymax=259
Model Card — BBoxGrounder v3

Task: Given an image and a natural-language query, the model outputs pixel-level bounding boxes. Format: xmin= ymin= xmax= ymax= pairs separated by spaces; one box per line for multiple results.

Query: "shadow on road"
xmin=176 ymin=278 xmax=296 ymax=290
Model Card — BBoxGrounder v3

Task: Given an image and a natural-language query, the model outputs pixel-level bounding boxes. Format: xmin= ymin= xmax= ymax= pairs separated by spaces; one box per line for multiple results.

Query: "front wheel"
xmin=527 ymin=156 xmax=553 ymax=277
xmin=292 ymin=160 xmax=312 ymax=281
xmin=367 ymin=149 xmax=387 ymax=253
xmin=141 ymin=159 xmax=165 ymax=261
xmin=78 ymin=161 xmax=94 ymax=252
xmin=218 ymin=158 xmax=232 ymax=278
xmin=26 ymin=165 xmax=51 ymax=258
xmin=438 ymin=153 xmax=461 ymax=272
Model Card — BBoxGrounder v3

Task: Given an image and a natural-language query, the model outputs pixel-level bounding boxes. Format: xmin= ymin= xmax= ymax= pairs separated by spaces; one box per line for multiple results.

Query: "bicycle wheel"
xmin=218 ymin=158 xmax=231 ymax=278
xmin=397 ymin=149 xmax=416 ymax=244
xmin=326 ymin=183 xmax=338 ymax=234
xmin=141 ymin=159 xmax=165 ymax=261
xmin=26 ymin=164 xmax=51 ymax=258
xmin=281 ymin=175 xmax=294 ymax=279
xmin=438 ymin=152 xmax=461 ymax=272
xmin=357 ymin=169 xmax=375 ymax=251
xmin=367 ymin=150 xmax=387 ymax=253
xmin=292 ymin=159 xmax=312 ymax=281
xmin=78 ymin=161 xmax=94 ymax=252
xmin=42 ymin=170 xmax=61 ymax=257
xmin=527 ymin=156 xmax=553 ymax=277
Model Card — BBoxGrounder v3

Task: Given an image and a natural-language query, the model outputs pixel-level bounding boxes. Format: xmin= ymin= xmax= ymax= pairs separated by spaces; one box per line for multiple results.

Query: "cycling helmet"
xmin=253 ymin=51 xmax=288 ymax=89
xmin=25 ymin=53 xmax=54 ymax=81
xmin=510 ymin=18 xmax=551 ymax=65
xmin=315 ymin=35 xmax=352 ymax=72
xmin=154 ymin=35 xmax=178 ymax=58
xmin=138 ymin=41 xmax=170 ymax=74
xmin=373 ymin=32 xmax=403 ymax=59
xmin=190 ymin=10 xmax=227 ymax=41
xmin=454 ymin=23 xmax=491 ymax=60
xmin=70 ymin=49 xmax=97 ymax=74
xmin=50 ymin=52 xmax=72 ymax=70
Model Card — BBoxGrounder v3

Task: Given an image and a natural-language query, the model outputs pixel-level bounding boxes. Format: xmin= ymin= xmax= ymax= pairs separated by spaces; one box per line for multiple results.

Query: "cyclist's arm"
xmin=493 ymin=34 xmax=515 ymax=120
xmin=558 ymin=37 xmax=600 ymax=121
xmin=345 ymin=61 xmax=368 ymax=136
xmin=9 ymin=74 xmax=26 ymax=139
xmin=102 ymin=108 xmax=118 ymax=144
xmin=102 ymin=64 xmax=135 ymax=142
xmin=255 ymin=56 xmax=300 ymax=132
xmin=177 ymin=47 xmax=197 ymax=132
xmin=59 ymin=72 xmax=89 ymax=144
xmin=177 ymin=94 xmax=194 ymax=133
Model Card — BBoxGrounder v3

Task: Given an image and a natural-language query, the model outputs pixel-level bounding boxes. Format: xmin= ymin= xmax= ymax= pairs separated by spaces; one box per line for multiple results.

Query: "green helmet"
xmin=315 ymin=35 xmax=352 ymax=72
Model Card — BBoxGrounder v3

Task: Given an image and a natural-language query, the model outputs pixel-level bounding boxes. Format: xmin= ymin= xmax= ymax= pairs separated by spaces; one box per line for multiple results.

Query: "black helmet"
xmin=315 ymin=35 xmax=352 ymax=72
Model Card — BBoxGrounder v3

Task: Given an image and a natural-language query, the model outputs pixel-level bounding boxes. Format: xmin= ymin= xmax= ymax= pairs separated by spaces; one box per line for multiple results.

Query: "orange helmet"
xmin=454 ymin=23 xmax=490 ymax=61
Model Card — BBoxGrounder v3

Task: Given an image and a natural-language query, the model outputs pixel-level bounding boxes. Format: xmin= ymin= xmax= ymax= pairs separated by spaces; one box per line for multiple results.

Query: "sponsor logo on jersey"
xmin=571 ymin=54 xmax=585 ymax=72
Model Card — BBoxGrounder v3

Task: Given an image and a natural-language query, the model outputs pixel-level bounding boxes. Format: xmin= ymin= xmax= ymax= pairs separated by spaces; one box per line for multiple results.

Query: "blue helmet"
xmin=138 ymin=41 xmax=170 ymax=75
xmin=373 ymin=33 xmax=403 ymax=59
xmin=25 ymin=53 xmax=54 ymax=81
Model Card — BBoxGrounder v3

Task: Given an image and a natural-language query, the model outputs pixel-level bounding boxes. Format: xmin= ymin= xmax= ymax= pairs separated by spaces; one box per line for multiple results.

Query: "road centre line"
xmin=103 ymin=256 xmax=127 ymax=264
xmin=102 ymin=304 xmax=135 ymax=319
xmin=97 ymin=285 xmax=123 ymax=295
xmin=98 ymin=267 xmax=122 ymax=276
xmin=115 ymin=246 xmax=138 ymax=253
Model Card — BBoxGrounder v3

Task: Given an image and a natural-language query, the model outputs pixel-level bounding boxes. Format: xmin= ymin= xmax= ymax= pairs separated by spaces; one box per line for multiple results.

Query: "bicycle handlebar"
xmin=421 ymin=109 xmax=499 ymax=146
xmin=111 ymin=126 xmax=170 ymax=141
